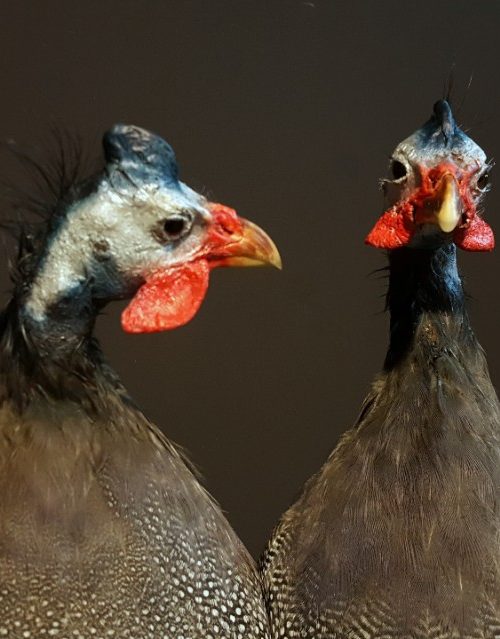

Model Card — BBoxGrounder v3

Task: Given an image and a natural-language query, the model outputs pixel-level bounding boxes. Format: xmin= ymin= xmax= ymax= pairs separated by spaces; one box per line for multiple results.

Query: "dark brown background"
xmin=1 ymin=0 xmax=500 ymax=557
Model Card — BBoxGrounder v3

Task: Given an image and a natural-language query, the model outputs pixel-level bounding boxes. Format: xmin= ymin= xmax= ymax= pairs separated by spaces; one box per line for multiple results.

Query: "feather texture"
xmin=261 ymin=245 xmax=500 ymax=638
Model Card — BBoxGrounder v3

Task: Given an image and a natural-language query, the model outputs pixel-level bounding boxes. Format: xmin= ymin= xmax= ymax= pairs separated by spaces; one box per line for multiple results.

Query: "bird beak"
xmin=432 ymin=173 xmax=462 ymax=233
xmin=206 ymin=204 xmax=282 ymax=270
xmin=218 ymin=218 xmax=282 ymax=269
xmin=411 ymin=171 xmax=463 ymax=234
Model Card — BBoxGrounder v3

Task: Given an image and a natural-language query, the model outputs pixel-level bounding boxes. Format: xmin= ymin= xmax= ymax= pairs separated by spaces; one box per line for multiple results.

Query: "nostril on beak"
xmin=221 ymin=222 xmax=236 ymax=235
xmin=208 ymin=203 xmax=241 ymax=236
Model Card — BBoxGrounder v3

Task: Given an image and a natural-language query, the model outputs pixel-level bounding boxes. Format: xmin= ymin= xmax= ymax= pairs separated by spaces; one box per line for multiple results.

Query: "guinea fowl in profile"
xmin=261 ymin=100 xmax=500 ymax=638
xmin=0 ymin=125 xmax=280 ymax=638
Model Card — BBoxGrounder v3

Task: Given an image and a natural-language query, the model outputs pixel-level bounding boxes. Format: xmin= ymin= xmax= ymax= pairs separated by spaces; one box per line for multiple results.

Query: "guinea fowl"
xmin=261 ymin=100 xmax=500 ymax=638
xmin=0 ymin=124 xmax=280 ymax=638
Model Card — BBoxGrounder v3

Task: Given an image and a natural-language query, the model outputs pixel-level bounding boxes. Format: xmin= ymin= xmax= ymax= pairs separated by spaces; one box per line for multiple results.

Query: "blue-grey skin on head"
xmin=24 ymin=125 xmax=213 ymax=323
xmin=383 ymin=100 xmax=490 ymax=211
xmin=368 ymin=99 xmax=494 ymax=253
xmin=103 ymin=124 xmax=179 ymax=189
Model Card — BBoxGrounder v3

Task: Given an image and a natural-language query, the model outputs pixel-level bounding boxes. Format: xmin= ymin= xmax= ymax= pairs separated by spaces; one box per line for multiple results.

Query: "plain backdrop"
xmin=1 ymin=0 xmax=500 ymax=558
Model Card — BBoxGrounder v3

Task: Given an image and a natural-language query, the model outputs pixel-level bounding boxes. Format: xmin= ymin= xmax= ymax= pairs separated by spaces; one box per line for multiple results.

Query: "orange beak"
xmin=206 ymin=203 xmax=282 ymax=270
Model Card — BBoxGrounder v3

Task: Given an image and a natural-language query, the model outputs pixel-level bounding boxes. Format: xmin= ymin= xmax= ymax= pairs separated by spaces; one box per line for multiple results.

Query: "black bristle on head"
xmin=443 ymin=69 xmax=474 ymax=119
xmin=0 ymin=128 xmax=102 ymax=290
xmin=432 ymin=99 xmax=456 ymax=142
xmin=444 ymin=67 xmax=454 ymax=104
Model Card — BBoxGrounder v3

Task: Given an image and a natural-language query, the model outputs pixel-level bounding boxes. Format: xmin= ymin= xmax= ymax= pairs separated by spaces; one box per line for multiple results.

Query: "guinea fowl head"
xmin=21 ymin=124 xmax=281 ymax=334
xmin=366 ymin=99 xmax=494 ymax=251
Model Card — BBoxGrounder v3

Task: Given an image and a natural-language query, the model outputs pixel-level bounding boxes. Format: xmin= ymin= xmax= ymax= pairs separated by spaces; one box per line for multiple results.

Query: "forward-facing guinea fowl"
xmin=0 ymin=125 xmax=280 ymax=638
xmin=261 ymin=100 xmax=500 ymax=638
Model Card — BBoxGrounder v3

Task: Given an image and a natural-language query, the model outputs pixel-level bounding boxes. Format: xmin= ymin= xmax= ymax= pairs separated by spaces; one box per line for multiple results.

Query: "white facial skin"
xmin=25 ymin=179 xmax=212 ymax=322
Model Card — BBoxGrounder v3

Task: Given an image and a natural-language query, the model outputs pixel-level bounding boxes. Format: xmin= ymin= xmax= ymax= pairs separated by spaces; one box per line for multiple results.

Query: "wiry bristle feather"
xmin=443 ymin=66 xmax=455 ymax=105
xmin=0 ymin=129 xmax=102 ymax=288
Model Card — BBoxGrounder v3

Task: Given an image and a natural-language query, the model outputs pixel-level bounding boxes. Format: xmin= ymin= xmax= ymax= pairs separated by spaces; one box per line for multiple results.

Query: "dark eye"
xmin=477 ymin=172 xmax=490 ymax=190
xmin=391 ymin=160 xmax=407 ymax=180
xmin=163 ymin=215 xmax=190 ymax=240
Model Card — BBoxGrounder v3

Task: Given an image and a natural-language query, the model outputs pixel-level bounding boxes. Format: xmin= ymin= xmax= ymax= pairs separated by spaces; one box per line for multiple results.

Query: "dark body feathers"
xmin=262 ymin=245 xmax=500 ymax=638
xmin=0 ymin=368 xmax=268 ymax=638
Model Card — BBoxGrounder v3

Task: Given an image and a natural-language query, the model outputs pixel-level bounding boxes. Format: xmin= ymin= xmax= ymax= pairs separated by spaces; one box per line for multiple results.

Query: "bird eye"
xmin=391 ymin=160 xmax=407 ymax=180
xmin=391 ymin=160 xmax=407 ymax=181
xmin=162 ymin=215 xmax=190 ymax=241
xmin=477 ymin=172 xmax=490 ymax=191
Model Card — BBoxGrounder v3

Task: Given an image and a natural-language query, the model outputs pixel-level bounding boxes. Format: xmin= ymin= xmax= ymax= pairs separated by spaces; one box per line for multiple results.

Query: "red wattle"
xmin=365 ymin=205 xmax=414 ymax=249
xmin=455 ymin=217 xmax=495 ymax=252
xmin=367 ymin=163 xmax=495 ymax=252
xmin=121 ymin=260 xmax=210 ymax=333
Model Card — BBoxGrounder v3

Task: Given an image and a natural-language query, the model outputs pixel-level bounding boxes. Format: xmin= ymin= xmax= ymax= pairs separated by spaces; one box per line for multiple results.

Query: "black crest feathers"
xmin=0 ymin=129 xmax=102 ymax=289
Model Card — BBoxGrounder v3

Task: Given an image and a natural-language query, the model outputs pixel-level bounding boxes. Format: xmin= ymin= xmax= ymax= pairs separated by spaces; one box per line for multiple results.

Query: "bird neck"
xmin=0 ymin=191 xmax=141 ymax=411
xmin=0 ymin=291 xmax=125 ymax=413
xmin=384 ymin=244 xmax=474 ymax=370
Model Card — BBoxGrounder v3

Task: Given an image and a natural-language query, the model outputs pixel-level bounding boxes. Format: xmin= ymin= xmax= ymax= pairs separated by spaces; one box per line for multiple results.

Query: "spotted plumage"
xmin=0 ymin=125 xmax=279 ymax=637
xmin=261 ymin=102 xmax=500 ymax=638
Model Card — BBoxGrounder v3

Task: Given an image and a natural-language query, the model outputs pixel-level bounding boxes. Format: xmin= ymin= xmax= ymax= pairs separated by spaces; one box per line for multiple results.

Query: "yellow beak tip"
xmin=436 ymin=173 xmax=461 ymax=233
xmin=271 ymin=251 xmax=283 ymax=270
